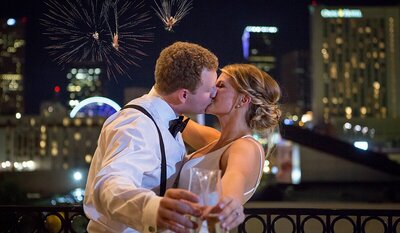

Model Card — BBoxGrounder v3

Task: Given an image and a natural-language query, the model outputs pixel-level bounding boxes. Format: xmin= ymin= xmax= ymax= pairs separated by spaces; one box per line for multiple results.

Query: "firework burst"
xmin=41 ymin=0 xmax=154 ymax=79
xmin=153 ymin=0 xmax=193 ymax=31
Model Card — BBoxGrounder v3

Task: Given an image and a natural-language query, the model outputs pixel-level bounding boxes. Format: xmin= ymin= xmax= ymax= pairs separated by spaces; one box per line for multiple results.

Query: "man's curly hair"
xmin=154 ymin=41 xmax=218 ymax=95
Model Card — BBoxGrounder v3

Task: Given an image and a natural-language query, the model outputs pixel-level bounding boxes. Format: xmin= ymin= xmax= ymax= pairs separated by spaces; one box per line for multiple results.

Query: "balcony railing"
xmin=0 ymin=205 xmax=88 ymax=233
xmin=239 ymin=208 xmax=400 ymax=233
xmin=1 ymin=205 xmax=399 ymax=233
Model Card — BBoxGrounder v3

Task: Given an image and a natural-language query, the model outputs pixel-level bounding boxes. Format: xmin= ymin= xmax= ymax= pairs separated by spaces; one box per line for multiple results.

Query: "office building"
xmin=0 ymin=95 xmax=120 ymax=171
xmin=0 ymin=115 xmax=104 ymax=171
xmin=0 ymin=18 xmax=25 ymax=115
xmin=242 ymin=26 xmax=279 ymax=79
xmin=66 ymin=63 xmax=104 ymax=110
xmin=310 ymin=6 xmax=400 ymax=147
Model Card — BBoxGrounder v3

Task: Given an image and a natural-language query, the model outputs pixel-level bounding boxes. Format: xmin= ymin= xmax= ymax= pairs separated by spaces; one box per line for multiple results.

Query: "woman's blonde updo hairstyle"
xmin=220 ymin=64 xmax=281 ymax=135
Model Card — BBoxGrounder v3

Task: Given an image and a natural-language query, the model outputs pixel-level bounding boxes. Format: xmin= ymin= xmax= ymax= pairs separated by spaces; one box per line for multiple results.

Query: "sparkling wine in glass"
xmin=191 ymin=168 xmax=228 ymax=233
xmin=187 ymin=167 xmax=206 ymax=233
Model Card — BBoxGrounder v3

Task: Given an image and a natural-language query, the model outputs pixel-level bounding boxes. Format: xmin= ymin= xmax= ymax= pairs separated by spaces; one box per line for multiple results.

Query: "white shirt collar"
xmin=148 ymin=87 xmax=179 ymax=125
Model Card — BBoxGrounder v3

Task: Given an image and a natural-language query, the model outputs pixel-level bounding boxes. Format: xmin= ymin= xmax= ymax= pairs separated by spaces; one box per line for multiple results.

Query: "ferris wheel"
xmin=69 ymin=96 xmax=121 ymax=118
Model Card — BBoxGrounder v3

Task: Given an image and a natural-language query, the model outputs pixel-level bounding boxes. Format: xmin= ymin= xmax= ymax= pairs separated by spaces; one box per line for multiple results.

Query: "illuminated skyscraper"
xmin=66 ymin=63 xmax=104 ymax=110
xmin=310 ymin=6 xmax=400 ymax=145
xmin=0 ymin=18 xmax=25 ymax=115
xmin=242 ymin=26 xmax=279 ymax=79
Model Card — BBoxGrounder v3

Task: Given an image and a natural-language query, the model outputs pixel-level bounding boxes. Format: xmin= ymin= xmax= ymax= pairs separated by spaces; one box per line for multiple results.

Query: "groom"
xmin=84 ymin=41 xmax=219 ymax=233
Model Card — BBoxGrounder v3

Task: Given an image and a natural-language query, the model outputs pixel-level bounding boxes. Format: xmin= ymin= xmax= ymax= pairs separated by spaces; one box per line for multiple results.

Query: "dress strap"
xmin=242 ymin=135 xmax=264 ymax=197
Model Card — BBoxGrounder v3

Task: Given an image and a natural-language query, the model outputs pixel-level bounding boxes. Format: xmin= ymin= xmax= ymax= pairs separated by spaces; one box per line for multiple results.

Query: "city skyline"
xmin=2 ymin=0 xmax=399 ymax=114
xmin=2 ymin=0 xmax=400 ymax=210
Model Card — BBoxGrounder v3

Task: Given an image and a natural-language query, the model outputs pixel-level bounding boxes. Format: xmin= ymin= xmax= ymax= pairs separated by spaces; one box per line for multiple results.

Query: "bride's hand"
xmin=204 ymin=196 xmax=244 ymax=231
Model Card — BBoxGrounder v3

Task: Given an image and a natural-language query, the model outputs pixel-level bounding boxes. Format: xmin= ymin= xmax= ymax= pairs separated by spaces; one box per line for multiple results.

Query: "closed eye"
xmin=216 ymin=82 xmax=225 ymax=88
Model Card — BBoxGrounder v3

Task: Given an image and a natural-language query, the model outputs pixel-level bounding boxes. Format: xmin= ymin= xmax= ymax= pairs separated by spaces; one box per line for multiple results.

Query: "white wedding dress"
xmin=177 ymin=135 xmax=264 ymax=233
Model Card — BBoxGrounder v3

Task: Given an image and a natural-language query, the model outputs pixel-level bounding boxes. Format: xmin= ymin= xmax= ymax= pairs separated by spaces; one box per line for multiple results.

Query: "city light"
xmin=291 ymin=144 xmax=301 ymax=184
xmin=301 ymin=112 xmax=313 ymax=123
xmin=242 ymin=29 xmax=250 ymax=59
xmin=271 ymin=132 xmax=282 ymax=144
xmin=7 ymin=18 xmax=16 ymax=26
xmin=73 ymin=171 xmax=83 ymax=181
xmin=354 ymin=141 xmax=369 ymax=150
xmin=1 ymin=161 xmax=12 ymax=169
xmin=263 ymin=160 xmax=270 ymax=173
xmin=344 ymin=122 xmax=352 ymax=130
xmin=71 ymin=188 xmax=85 ymax=202
xmin=1 ymin=160 xmax=36 ymax=171
xmin=271 ymin=166 xmax=278 ymax=174
xmin=54 ymin=85 xmax=61 ymax=93
xmin=283 ymin=119 xmax=294 ymax=125
xmin=292 ymin=169 xmax=302 ymax=184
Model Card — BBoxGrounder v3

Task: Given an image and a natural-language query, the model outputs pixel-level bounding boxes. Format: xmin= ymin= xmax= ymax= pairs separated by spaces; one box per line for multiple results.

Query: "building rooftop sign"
xmin=321 ymin=9 xmax=363 ymax=18
xmin=244 ymin=26 xmax=278 ymax=34
xmin=242 ymin=26 xmax=278 ymax=59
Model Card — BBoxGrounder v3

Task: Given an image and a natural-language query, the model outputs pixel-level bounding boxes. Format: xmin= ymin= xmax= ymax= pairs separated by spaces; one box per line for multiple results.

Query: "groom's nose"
xmin=210 ymin=86 xmax=217 ymax=98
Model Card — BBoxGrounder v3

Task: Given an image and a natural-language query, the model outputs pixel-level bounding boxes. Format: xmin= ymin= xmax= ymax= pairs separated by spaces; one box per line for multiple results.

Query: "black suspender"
xmin=122 ymin=104 xmax=167 ymax=196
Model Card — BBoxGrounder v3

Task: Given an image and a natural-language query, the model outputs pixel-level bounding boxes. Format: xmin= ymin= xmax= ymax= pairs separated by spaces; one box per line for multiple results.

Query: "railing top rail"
xmin=244 ymin=207 xmax=400 ymax=215
xmin=3 ymin=205 xmax=399 ymax=215
xmin=0 ymin=205 xmax=84 ymax=212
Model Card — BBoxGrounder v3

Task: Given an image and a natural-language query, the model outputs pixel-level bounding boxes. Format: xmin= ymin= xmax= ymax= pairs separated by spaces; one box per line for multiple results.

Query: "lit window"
xmin=373 ymin=82 xmax=380 ymax=90
xmin=345 ymin=107 xmax=352 ymax=115
xmin=85 ymin=154 xmax=92 ymax=163
xmin=74 ymin=132 xmax=82 ymax=141
xmin=51 ymin=148 xmax=58 ymax=156
xmin=74 ymin=119 xmax=82 ymax=126
xmin=360 ymin=107 xmax=367 ymax=115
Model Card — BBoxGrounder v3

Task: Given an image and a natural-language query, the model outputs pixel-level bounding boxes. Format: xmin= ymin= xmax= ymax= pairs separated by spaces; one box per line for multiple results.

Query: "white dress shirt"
xmin=84 ymin=89 xmax=186 ymax=233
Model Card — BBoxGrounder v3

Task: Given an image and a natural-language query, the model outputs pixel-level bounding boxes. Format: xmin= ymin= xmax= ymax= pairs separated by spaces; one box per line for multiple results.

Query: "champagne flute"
xmin=196 ymin=169 xmax=226 ymax=233
xmin=189 ymin=168 xmax=227 ymax=233
xmin=187 ymin=167 xmax=206 ymax=233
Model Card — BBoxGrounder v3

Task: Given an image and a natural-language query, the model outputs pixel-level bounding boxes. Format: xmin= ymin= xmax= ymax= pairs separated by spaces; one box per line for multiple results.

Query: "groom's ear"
xmin=177 ymin=89 xmax=189 ymax=103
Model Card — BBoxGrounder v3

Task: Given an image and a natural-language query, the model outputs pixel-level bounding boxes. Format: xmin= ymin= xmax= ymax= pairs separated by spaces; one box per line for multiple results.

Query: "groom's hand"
xmin=157 ymin=188 xmax=202 ymax=233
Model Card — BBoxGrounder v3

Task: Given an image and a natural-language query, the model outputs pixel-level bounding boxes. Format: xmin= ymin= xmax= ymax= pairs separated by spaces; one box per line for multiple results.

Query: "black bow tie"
xmin=169 ymin=116 xmax=189 ymax=137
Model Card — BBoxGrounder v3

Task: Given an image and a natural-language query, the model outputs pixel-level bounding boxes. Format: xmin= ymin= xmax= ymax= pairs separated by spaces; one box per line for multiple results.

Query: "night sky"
xmin=2 ymin=0 xmax=399 ymax=114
